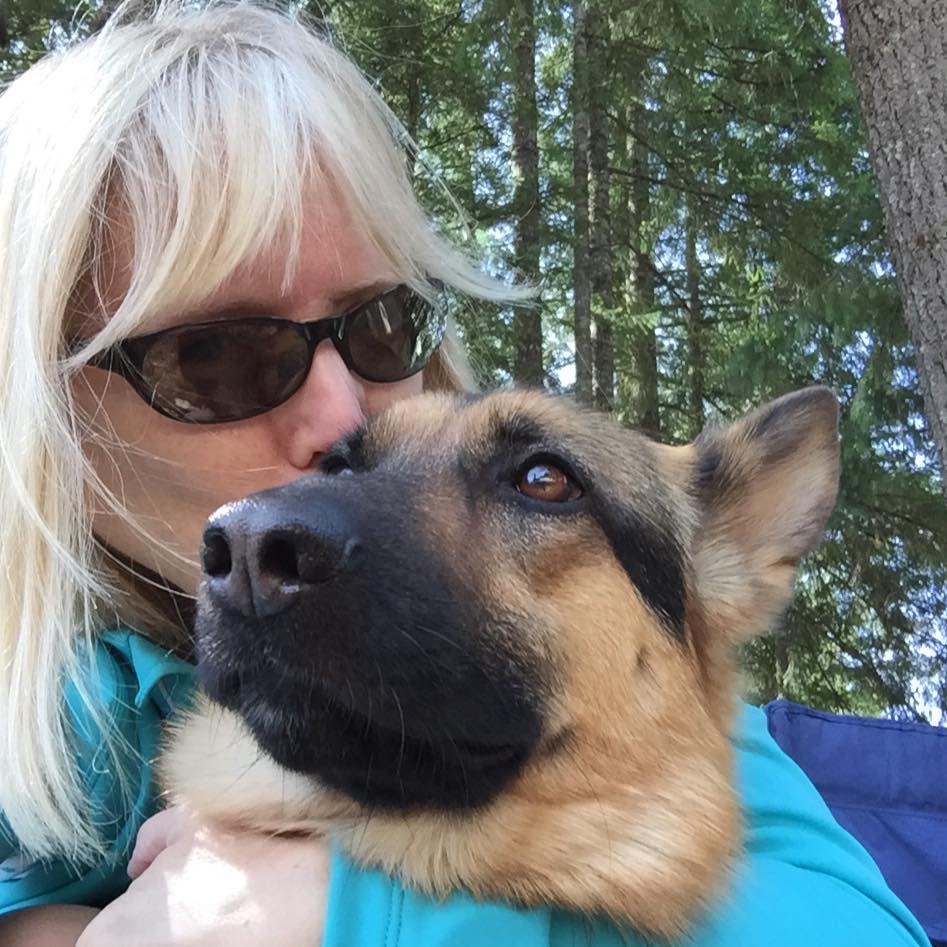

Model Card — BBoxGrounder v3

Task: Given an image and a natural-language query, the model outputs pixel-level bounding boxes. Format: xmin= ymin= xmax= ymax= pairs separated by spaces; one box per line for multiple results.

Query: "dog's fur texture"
xmin=159 ymin=387 xmax=840 ymax=937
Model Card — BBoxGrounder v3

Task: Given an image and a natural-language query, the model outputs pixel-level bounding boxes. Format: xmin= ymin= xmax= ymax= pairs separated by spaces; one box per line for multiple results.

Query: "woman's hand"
xmin=76 ymin=806 xmax=330 ymax=947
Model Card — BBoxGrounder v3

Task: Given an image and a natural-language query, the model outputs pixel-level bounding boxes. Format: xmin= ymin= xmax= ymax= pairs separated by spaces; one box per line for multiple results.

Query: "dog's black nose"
xmin=201 ymin=499 xmax=360 ymax=618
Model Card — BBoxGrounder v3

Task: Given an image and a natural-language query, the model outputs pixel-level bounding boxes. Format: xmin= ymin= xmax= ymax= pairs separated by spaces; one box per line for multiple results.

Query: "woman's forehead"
xmin=225 ymin=192 xmax=397 ymax=309
xmin=87 ymin=175 xmax=398 ymax=333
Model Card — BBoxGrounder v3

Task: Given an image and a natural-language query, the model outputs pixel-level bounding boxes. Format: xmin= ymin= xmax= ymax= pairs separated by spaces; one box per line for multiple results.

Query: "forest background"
xmin=3 ymin=0 xmax=946 ymax=722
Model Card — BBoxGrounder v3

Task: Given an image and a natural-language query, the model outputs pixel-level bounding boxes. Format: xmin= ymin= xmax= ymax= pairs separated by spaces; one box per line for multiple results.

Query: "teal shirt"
xmin=0 ymin=631 xmax=932 ymax=946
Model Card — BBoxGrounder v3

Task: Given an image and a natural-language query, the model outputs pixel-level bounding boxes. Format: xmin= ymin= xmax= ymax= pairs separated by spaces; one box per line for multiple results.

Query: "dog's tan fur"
xmin=160 ymin=387 xmax=839 ymax=936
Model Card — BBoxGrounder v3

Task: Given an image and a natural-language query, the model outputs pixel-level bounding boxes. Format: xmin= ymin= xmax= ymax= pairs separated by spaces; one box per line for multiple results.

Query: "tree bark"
xmin=510 ymin=0 xmax=544 ymax=387
xmin=685 ymin=196 xmax=705 ymax=439
xmin=839 ymin=0 xmax=947 ymax=496
xmin=572 ymin=0 xmax=593 ymax=406
xmin=587 ymin=2 xmax=614 ymax=412
xmin=622 ymin=97 xmax=660 ymax=436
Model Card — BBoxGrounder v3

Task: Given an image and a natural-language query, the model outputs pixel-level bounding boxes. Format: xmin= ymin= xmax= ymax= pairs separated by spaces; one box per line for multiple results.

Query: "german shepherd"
xmin=160 ymin=386 xmax=839 ymax=937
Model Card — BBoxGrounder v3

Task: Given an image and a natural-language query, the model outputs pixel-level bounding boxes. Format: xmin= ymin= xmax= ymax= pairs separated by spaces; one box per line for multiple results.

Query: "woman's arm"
xmin=78 ymin=702 xmax=928 ymax=947
xmin=4 ymin=627 xmax=928 ymax=947
xmin=2 ymin=704 xmax=928 ymax=947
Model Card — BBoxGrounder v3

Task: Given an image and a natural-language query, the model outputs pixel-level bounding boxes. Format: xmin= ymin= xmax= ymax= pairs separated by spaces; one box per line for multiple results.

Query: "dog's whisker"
xmin=394 ymin=624 xmax=456 ymax=676
xmin=391 ymin=687 xmax=407 ymax=782
xmin=408 ymin=622 xmax=468 ymax=655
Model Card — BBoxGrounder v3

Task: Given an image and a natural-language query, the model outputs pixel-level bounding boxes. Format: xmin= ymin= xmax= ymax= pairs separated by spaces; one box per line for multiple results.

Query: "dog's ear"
xmin=687 ymin=387 xmax=839 ymax=641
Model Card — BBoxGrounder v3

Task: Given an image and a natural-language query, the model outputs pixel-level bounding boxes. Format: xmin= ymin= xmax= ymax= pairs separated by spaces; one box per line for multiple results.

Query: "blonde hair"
xmin=0 ymin=0 xmax=523 ymax=862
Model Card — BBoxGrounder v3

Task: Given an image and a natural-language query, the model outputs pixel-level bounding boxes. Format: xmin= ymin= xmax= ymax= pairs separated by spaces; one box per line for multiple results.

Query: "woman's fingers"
xmin=127 ymin=806 xmax=191 ymax=879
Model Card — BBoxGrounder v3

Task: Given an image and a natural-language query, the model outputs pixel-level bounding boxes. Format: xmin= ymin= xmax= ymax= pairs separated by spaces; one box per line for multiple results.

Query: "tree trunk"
xmin=587 ymin=2 xmax=614 ymax=412
xmin=510 ymin=0 xmax=544 ymax=387
xmin=572 ymin=0 xmax=593 ymax=406
xmin=593 ymin=318 xmax=616 ymax=410
xmin=685 ymin=197 xmax=705 ymax=439
xmin=839 ymin=0 xmax=947 ymax=496
xmin=623 ymin=98 xmax=660 ymax=437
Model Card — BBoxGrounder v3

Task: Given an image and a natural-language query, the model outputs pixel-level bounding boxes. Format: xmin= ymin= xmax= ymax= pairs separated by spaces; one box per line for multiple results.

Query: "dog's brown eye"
xmin=517 ymin=463 xmax=582 ymax=503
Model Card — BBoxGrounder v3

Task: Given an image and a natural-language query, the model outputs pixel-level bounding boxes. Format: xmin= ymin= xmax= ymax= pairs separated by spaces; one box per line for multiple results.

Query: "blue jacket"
xmin=0 ymin=631 xmax=932 ymax=946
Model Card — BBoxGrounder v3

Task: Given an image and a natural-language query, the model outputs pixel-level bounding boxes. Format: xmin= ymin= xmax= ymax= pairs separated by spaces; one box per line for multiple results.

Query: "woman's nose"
xmin=273 ymin=340 xmax=366 ymax=469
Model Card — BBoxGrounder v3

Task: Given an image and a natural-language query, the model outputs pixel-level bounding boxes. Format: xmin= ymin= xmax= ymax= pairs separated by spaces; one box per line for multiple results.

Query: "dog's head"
xmin=185 ymin=386 xmax=839 ymax=931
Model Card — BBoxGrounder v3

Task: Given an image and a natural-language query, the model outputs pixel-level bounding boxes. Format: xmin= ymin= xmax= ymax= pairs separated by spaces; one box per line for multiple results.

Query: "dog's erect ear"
xmin=689 ymin=386 xmax=840 ymax=641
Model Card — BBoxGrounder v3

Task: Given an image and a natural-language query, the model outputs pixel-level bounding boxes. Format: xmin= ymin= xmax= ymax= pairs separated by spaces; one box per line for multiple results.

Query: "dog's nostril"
xmin=201 ymin=530 xmax=232 ymax=577
xmin=259 ymin=536 xmax=301 ymax=584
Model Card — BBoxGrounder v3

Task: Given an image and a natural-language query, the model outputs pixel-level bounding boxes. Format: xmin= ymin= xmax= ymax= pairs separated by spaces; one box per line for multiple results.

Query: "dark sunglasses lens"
xmin=139 ymin=322 xmax=311 ymax=422
xmin=346 ymin=286 xmax=447 ymax=383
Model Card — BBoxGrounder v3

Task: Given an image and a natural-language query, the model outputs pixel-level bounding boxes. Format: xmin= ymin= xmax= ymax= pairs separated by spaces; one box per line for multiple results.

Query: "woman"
xmin=0 ymin=2 xmax=931 ymax=945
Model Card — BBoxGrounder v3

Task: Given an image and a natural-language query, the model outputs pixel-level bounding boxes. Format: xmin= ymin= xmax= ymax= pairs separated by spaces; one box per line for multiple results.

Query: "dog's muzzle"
xmin=193 ymin=474 xmax=544 ymax=812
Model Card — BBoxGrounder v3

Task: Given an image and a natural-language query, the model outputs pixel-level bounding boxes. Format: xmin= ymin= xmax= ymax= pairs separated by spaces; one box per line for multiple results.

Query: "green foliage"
xmin=0 ymin=0 xmax=100 ymax=78
xmin=5 ymin=0 xmax=945 ymax=720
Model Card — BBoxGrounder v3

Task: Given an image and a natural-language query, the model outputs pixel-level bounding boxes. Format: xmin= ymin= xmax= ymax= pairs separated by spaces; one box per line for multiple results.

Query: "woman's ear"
xmin=688 ymin=387 xmax=840 ymax=642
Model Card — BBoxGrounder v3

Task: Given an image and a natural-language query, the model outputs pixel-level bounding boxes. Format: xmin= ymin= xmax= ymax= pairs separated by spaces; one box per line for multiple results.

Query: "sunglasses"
xmin=85 ymin=283 xmax=448 ymax=424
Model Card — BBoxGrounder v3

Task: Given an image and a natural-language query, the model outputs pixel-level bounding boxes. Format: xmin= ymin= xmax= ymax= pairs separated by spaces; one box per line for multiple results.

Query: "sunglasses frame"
xmin=85 ymin=283 xmax=448 ymax=424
